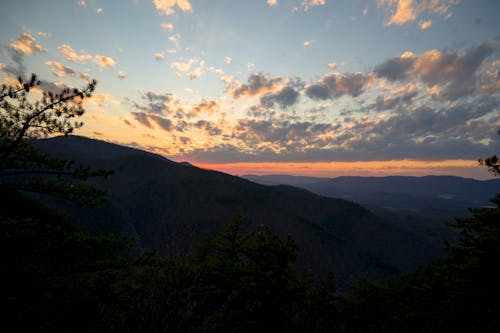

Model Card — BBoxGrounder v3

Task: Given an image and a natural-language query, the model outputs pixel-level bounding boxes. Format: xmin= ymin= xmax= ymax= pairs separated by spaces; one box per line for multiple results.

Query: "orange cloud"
xmin=378 ymin=0 xmax=459 ymax=26
xmin=58 ymin=44 xmax=93 ymax=62
xmin=95 ymin=54 xmax=116 ymax=68
xmin=154 ymin=52 xmax=165 ymax=60
xmin=45 ymin=61 xmax=75 ymax=77
xmin=419 ymin=19 xmax=432 ymax=30
xmin=10 ymin=32 xmax=45 ymax=54
xmin=153 ymin=0 xmax=192 ymax=16
xmin=160 ymin=22 xmax=174 ymax=31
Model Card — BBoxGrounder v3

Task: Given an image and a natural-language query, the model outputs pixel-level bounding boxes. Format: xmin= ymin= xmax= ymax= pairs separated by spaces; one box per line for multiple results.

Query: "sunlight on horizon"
xmin=1 ymin=0 xmax=499 ymax=179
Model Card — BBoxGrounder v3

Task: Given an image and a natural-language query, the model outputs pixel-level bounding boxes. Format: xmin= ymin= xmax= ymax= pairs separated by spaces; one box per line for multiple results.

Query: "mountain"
xmin=31 ymin=136 xmax=455 ymax=288
xmin=244 ymin=174 xmax=500 ymax=216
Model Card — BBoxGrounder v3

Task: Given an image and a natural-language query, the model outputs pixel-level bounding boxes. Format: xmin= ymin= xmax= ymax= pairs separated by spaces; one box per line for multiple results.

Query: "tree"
xmin=478 ymin=130 xmax=500 ymax=176
xmin=0 ymin=74 xmax=112 ymax=204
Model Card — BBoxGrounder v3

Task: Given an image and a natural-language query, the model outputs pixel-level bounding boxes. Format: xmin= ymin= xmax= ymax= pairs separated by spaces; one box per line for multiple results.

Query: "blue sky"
xmin=1 ymin=0 xmax=500 ymax=178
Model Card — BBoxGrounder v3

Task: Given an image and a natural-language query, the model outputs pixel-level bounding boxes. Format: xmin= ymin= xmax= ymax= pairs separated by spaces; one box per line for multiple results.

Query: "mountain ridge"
xmin=30 ymin=135 xmax=460 ymax=288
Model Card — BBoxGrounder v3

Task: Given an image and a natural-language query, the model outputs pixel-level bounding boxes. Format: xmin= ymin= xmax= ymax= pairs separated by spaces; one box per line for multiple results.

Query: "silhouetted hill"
xmin=244 ymin=174 xmax=500 ymax=215
xmin=32 ymin=136 xmax=455 ymax=288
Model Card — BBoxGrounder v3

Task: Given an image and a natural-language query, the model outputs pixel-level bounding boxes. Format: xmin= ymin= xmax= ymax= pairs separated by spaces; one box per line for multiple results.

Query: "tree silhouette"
xmin=0 ymin=74 xmax=112 ymax=204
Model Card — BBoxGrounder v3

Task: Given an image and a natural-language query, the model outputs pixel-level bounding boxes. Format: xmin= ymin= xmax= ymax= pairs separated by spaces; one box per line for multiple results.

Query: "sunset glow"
xmin=1 ymin=0 xmax=499 ymax=179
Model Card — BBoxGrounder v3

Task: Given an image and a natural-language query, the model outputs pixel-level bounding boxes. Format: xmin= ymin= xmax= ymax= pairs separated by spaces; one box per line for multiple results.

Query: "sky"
xmin=1 ymin=0 xmax=499 ymax=179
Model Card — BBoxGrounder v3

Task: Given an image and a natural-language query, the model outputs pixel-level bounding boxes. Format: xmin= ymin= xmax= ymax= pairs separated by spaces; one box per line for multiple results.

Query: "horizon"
xmin=1 ymin=0 xmax=499 ymax=179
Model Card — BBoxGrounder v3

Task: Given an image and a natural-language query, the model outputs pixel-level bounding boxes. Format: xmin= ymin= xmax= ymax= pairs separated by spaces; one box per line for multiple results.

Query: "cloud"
xmin=260 ymin=85 xmax=301 ymax=109
xmin=267 ymin=0 xmax=278 ymax=6
xmin=419 ymin=19 xmax=432 ymax=30
xmin=170 ymin=57 xmax=205 ymax=79
xmin=58 ymin=44 xmax=93 ymax=62
xmin=150 ymin=114 xmax=173 ymax=131
xmin=9 ymin=32 xmax=45 ymax=55
xmin=377 ymin=0 xmax=459 ymax=26
xmin=77 ymin=0 xmax=86 ymax=8
xmin=168 ymin=34 xmax=180 ymax=50
xmin=193 ymin=120 xmax=223 ymax=135
xmin=220 ymin=75 xmax=233 ymax=84
xmin=95 ymin=54 xmax=116 ymax=68
xmin=36 ymin=31 xmax=51 ymax=38
xmin=45 ymin=61 xmax=76 ymax=77
xmin=7 ymin=32 xmax=46 ymax=74
xmin=160 ymin=22 xmax=174 ymax=31
xmin=80 ymin=72 xmax=92 ymax=83
xmin=305 ymin=72 xmax=373 ymax=100
xmin=224 ymin=56 xmax=232 ymax=64
xmin=188 ymin=100 xmax=221 ymax=117
xmin=370 ymin=83 xmax=418 ymax=111
xmin=374 ymin=51 xmax=415 ymax=81
xmin=229 ymin=73 xmax=283 ymax=99
xmin=327 ymin=62 xmax=337 ymax=69
xmin=118 ymin=71 xmax=126 ymax=79
xmin=152 ymin=0 xmax=192 ymax=16
xmin=188 ymin=66 xmax=204 ymax=80
xmin=294 ymin=0 xmax=326 ymax=12
xmin=132 ymin=112 xmax=153 ymax=128
xmin=208 ymin=66 xmax=224 ymax=75
xmin=58 ymin=44 xmax=116 ymax=68
xmin=154 ymin=52 xmax=165 ymax=60
xmin=303 ymin=40 xmax=316 ymax=47
xmin=374 ymin=41 xmax=496 ymax=100
xmin=133 ymin=90 xmax=179 ymax=116
xmin=96 ymin=7 xmax=103 ymax=14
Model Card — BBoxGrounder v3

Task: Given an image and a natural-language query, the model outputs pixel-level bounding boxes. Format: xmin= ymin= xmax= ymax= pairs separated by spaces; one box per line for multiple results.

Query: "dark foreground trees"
xmin=0 ymin=74 xmax=111 ymax=204
xmin=3 ymin=187 xmax=500 ymax=332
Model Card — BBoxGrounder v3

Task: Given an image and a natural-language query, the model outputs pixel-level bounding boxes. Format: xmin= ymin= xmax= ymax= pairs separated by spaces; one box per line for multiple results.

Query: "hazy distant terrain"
xmin=245 ymin=174 xmax=500 ymax=220
xmin=30 ymin=136 xmax=479 ymax=287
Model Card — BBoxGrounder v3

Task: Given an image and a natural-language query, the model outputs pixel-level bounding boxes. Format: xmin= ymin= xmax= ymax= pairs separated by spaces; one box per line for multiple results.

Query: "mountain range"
xmin=30 ymin=135 xmax=498 ymax=289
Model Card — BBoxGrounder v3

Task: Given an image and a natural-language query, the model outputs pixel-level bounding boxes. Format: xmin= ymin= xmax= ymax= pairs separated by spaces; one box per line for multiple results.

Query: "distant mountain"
xmin=244 ymin=174 xmax=500 ymax=216
xmin=32 ymin=136 xmax=456 ymax=288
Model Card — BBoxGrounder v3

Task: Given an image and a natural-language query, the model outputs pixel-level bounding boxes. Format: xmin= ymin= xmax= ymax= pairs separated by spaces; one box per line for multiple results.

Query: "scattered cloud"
xmin=77 ymin=0 xmax=86 ymax=8
xmin=419 ymin=19 xmax=432 ymax=30
xmin=36 ymin=31 xmax=51 ymax=38
xmin=171 ymin=58 xmax=205 ymax=79
xmin=220 ymin=75 xmax=233 ymax=84
xmin=171 ymin=58 xmax=195 ymax=72
xmin=208 ymin=66 xmax=224 ymax=75
xmin=118 ymin=71 xmax=126 ymax=79
xmin=45 ymin=61 xmax=76 ymax=77
xmin=305 ymin=72 xmax=373 ymax=100
xmin=154 ymin=52 xmax=165 ymax=60
xmin=188 ymin=100 xmax=221 ymax=117
xmin=80 ymin=72 xmax=92 ymax=83
xmin=9 ymin=32 xmax=45 ymax=55
xmin=224 ymin=56 xmax=232 ymax=64
xmin=377 ymin=0 xmax=459 ymax=26
xmin=95 ymin=54 xmax=116 ymax=68
xmin=267 ymin=0 xmax=278 ymax=6
xmin=303 ymin=40 xmax=316 ymax=47
xmin=261 ymin=86 xmax=301 ymax=109
xmin=152 ymin=0 xmax=192 ymax=16
xmin=327 ymin=62 xmax=337 ymax=69
xmin=160 ymin=22 xmax=174 ymax=31
xmin=96 ymin=7 xmax=103 ymax=14
xmin=58 ymin=44 xmax=93 ymax=62
xmin=374 ymin=40 xmax=496 ymax=100
xmin=294 ymin=0 xmax=326 ymax=12
xmin=229 ymin=73 xmax=283 ymax=99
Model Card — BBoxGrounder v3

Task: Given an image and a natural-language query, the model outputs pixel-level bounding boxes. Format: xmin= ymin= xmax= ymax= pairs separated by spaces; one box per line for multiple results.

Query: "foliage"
xmin=0 ymin=74 xmax=112 ymax=204
xmin=478 ymin=130 xmax=500 ymax=176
